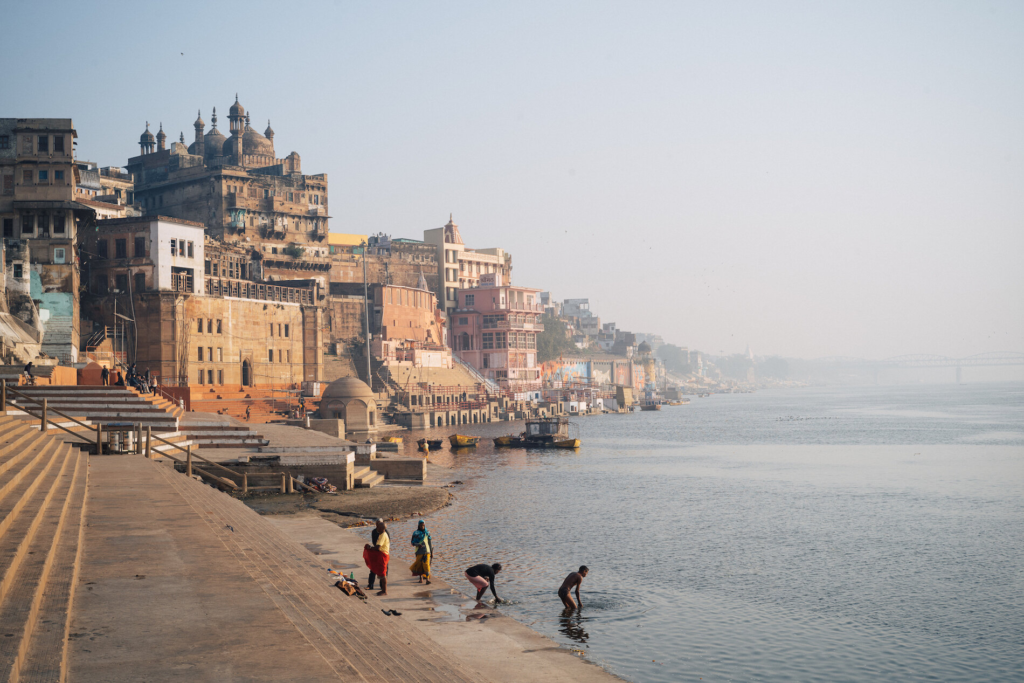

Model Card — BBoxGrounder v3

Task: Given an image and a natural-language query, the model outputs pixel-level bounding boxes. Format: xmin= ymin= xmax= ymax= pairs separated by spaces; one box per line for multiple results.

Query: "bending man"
xmin=465 ymin=563 xmax=502 ymax=602
xmin=558 ymin=566 xmax=589 ymax=609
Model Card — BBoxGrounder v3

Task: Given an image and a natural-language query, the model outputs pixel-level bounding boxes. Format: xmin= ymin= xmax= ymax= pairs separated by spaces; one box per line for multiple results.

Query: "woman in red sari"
xmin=363 ymin=519 xmax=390 ymax=595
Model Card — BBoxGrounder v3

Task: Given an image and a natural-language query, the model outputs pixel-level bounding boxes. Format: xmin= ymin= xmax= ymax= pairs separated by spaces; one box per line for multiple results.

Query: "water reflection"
xmin=558 ymin=608 xmax=590 ymax=644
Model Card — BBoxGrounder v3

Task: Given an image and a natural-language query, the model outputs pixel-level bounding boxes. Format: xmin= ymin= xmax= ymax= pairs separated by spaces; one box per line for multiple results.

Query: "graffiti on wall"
xmin=540 ymin=358 xmax=590 ymax=385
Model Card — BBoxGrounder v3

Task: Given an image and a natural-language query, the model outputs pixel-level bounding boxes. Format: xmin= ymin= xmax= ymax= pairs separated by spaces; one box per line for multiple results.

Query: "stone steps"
xmin=353 ymin=466 xmax=384 ymax=488
xmin=11 ymin=387 xmax=181 ymax=431
xmin=155 ymin=462 xmax=482 ymax=682
xmin=0 ymin=415 xmax=87 ymax=681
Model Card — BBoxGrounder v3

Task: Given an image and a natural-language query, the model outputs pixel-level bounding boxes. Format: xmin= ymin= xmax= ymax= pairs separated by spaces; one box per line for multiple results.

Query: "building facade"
xmin=423 ymin=216 xmax=512 ymax=324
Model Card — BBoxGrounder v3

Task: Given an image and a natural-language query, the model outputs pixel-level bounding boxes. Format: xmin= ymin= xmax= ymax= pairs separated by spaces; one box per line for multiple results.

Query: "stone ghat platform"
xmin=68 ymin=455 xmax=485 ymax=682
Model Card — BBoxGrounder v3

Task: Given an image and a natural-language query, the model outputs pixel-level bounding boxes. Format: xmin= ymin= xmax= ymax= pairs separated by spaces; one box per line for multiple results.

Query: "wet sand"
xmin=266 ymin=513 xmax=624 ymax=682
xmin=241 ymin=484 xmax=456 ymax=521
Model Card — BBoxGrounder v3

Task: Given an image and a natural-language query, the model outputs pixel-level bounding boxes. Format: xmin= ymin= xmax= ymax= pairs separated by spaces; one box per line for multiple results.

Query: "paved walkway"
xmin=68 ymin=456 xmax=484 ymax=682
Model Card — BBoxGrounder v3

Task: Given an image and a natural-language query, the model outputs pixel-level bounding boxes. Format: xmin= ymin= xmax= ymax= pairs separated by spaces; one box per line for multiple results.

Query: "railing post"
xmin=287 ymin=475 xmax=294 ymax=494
xmin=1 ymin=379 xmax=6 ymax=415
xmin=95 ymin=424 xmax=103 ymax=455
xmin=242 ymin=473 xmax=248 ymax=495
xmin=186 ymin=445 xmax=193 ymax=478
xmin=280 ymin=472 xmax=286 ymax=493
xmin=41 ymin=398 xmax=47 ymax=432
xmin=145 ymin=426 xmax=152 ymax=459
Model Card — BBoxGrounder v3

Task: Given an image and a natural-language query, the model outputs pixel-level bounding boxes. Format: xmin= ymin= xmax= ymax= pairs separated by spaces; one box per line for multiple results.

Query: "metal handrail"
xmin=3 ymin=382 xmax=97 ymax=445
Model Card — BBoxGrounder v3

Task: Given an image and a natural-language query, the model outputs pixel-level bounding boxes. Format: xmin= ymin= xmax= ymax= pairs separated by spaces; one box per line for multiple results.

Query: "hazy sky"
xmin=8 ymin=1 xmax=1022 ymax=359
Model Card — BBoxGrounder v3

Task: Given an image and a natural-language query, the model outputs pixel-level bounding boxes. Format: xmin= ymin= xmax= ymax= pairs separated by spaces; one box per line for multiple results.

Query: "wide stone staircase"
xmin=188 ymin=387 xmax=320 ymax=424
xmin=353 ymin=465 xmax=385 ymax=489
xmin=0 ymin=413 xmax=88 ymax=681
xmin=68 ymin=455 xmax=483 ymax=682
xmin=178 ymin=413 xmax=269 ymax=449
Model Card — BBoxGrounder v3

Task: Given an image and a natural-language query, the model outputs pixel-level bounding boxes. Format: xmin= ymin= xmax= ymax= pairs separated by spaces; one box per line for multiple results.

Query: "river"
xmin=388 ymin=383 xmax=1024 ymax=682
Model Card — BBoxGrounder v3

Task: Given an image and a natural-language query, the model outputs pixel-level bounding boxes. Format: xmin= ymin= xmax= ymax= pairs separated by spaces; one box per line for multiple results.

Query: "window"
xmin=217 ymin=369 xmax=223 ymax=385
xmin=197 ymin=318 xmax=203 ymax=334
xmin=53 ymin=248 xmax=65 ymax=264
xmin=20 ymin=216 xmax=33 ymax=235
xmin=53 ymin=136 xmax=64 ymax=153
xmin=268 ymin=349 xmax=274 ymax=362
xmin=38 ymin=170 xmax=48 ymax=182
xmin=2 ymin=175 xmax=11 ymax=194
xmin=54 ymin=170 xmax=63 ymax=181
xmin=23 ymin=170 xmax=32 ymax=184
xmin=287 ymin=192 xmax=293 ymax=201
xmin=135 ymin=272 xmax=146 ymax=292
xmin=269 ymin=323 xmax=274 ymax=337
xmin=207 ymin=319 xmax=212 ymax=334
xmin=204 ymin=259 xmax=211 ymax=275
xmin=287 ymin=350 xmax=291 ymax=363
xmin=115 ymin=239 xmax=127 ymax=259
xmin=187 ymin=241 xmax=194 ymax=258
xmin=53 ymin=214 xmax=64 ymax=233
xmin=284 ymin=324 xmax=289 ymax=338
xmin=94 ymin=274 xmax=108 ymax=294
xmin=465 ymin=294 xmax=474 ymax=307
xmin=277 ymin=323 xmax=282 ymax=336
xmin=208 ymin=347 xmax=213 ymax=363
xmin=483 ymin=355 xmax=489 ymax=368
xmin=198 ymin=368 xmax=204 ymax=385
xmin=458 ymin=317 xmax=468 ymax=325
xmin=495 ymin=332 xmax=506 ymax=348
xmin=208 ymin=369 xmax=214 ymax=385
xmin=213 ymin=319 xmax=220 ymax=334
xmin=179 ymin=240 xmax=185 ymax=256
xmin=263 ymin=189 xmax=270 ymax=198
xmin=37 ymin=136 xmax=48 ymax=153
xmin=3 ymin=219 xmax=12 ymax=237
xmin=217 ymin=348 xmax=223 ymax=362
xmin=170 ymin=239 xmax=177 ymax=256
xmin=0 ymin=135 xmax=9 ymax=149
xmin=278 ymin=350 xmax=283 ymax=363
xmin=212 ymin=262 xmax=218 ymax=276
xmin=135 ymin=237 xmax=146 ymax=257
xmin=13 ymin=264 xmax=23 ymax=278
xmin=483 ymin=332 xmax=494 ymax=350
xmin=115 ymin=273 xmax=128 ymax=292
xmin=97 ymin=240 xmax=108 ymax=259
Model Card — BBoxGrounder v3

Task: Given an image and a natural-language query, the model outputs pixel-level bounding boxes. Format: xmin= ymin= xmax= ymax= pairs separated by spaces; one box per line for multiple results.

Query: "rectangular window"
xmin=115 ymin=273 xmax=128 ymax=292
xmin=268 ymin=349 xmax=274 ymax=363
xmin=170 ymin=239 xmax=176 ymax=256
xmin=216 ymin=319 xmax=222 ymax=334
xmin=287 ymin=192 xmax=293 ymax=201
xmin=38 ymin=170 xmax=48 ymax=181
xmin=287 ymin=350 xmax=291 ymax=363
xmin=198 ymin=346 xmax=204 ymax=362
xmin=278 ymin=323 xmax=282 ymax=336
xmin=465 ymin=294 xmax=474 ymax=306
xmin=207 ymin=319 xmax=212 ymax=334
xmin=198 ymin=368 xmax=204 ymax=385
xmin=278 ymin=349 xmax=282 ymax=363
xmin=197 ymin=318 xmax=203 ymax=334
xmin=187 ymin=241 xmax=194 ymax=258
xmin=483 ymin=332 xmax=494 ymax=350
xmin=284 ymin=324 xmax=289 ymax=338
xmin=269 ymin=323 xmax=274 ymax=337
xmin=3 ymin=218 xmax=13 ymax=237
xmin=179 ymin=241 xmax=185 ymax=257
xmin=54 ymin=169 xmax=64 ymax=181
xmin=115 ymin=239 xmax=127 ymax=259
xmin=135 ymin=237 xmax=146 ymax=257
xmin=53 ymin=214 xmax=64 ymax=233
xmin=205 ymin=259 xmax=211 ymax=275
xmin=23 ymin=170 xmax=32 ymax=184
xmin=97 ymin=240 xmax=108 ymax=259
xmin=458 ymin=317 xmax=469 ymax=325
xmin=53 ymin=247 xmax=66 ymax=264
xmin=217 ymin=369 xmax=223 ymax=385
xmin=263 ymin=189 xmax=270 ymax=198
xmin=208 ymin=369 xmax=214 ymax=385
xmin=217 ymin=348 xmax=223 ymax=362
xmin=212 ymin=262 xmax=218 ymax=276
xmin=496 ymin=332 xmax=506 ymax=349
xmin=0 ymin=135 xmax=9 ymax=149
xmin=135 ymin=272 xmax=146 ymax=292
xmin=53 ymin=136 xmax=64 ymax=153
xmin=13 ymin=264 xmax=23 ymax=279
xmin=37 ymin=136 xmax=48 ymax=153
xmin=2 ymin=175 xmax=12 ymax=194
xmin=208 ymin=348 xmax=213 ymax=364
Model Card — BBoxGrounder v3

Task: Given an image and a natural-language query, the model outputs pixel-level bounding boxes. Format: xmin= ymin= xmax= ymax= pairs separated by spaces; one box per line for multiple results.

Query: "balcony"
xmin=171 ymin=272 xmax=193 ymax=293
xmin=483 ymin=320 xmax=544 ymax=331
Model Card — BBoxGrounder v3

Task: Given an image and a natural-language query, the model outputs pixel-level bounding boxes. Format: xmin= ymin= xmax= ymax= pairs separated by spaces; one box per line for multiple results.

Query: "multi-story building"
xmin=449 ymin=273 xmax=543 ymax=390
xmin=423 ymin=216 xmax=512 ymax=324
xmin=74 ymin=161 xmax=135 ymax=206
xmin=0 ymin=118 xmax=98 ymax=364
xmin=81 ymin=216 xmax=323 ymax=387
xmin=370 ymin=278 xmax=451 ymax=369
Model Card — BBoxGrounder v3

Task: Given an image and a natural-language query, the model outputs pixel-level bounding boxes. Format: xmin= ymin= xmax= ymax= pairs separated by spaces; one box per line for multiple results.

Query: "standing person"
xmin=557 ymin=566 xmax=589 ymax=610
xmin=143 ymin=368 xmax=151 ymax=392
xmin=23 ymin=361 xmax=33 ymax=379
xmin=100 ymin=366 xmax=110 ymax=386
xmin=410 ymin=520 xmax=432 ymax=584
xmin=363 ymin=519 xmax=390 ymax=596
xmin=245 ymin=405 xmax=251 ymax=422
xmin=465 ymin=563 xmax=502 ymax=603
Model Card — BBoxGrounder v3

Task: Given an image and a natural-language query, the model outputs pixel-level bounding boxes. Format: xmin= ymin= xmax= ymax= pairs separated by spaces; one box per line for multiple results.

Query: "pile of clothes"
xmin=307 ymin=477 xmax=338 ymax=494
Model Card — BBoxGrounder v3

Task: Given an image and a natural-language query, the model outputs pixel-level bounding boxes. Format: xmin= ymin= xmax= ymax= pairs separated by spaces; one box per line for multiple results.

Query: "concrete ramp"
xmin=68 ymin=456 xmax=484 ymax=682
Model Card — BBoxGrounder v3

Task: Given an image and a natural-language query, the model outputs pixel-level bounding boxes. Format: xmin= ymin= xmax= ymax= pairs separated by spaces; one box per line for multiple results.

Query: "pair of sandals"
xmin=381 ymin=609 xmax=403 ymax=616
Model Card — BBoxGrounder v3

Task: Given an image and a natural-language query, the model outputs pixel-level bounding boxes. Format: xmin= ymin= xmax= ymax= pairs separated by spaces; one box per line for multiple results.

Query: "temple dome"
xmin=139 ymin=124 xmax=155 ymax=144
xmin=322 ymin=376 xmax=375 ymax=401
xmin=229 ymin=95 xmax=245 ymax=118
xmin=241 ymin=127 xmax=275 ymax=157
xmin=204 ymin=127 xmax=227 ymax=156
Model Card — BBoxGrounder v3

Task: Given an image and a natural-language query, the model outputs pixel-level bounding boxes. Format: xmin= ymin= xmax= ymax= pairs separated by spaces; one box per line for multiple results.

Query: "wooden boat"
xmin=639 ymin=403 xmax=661 ymax=411
xmin=380 ymin=436 xmax=403 ymax=444
xmin=448 ymin=434 xmax=481 ymax=447
xmin=417 ymin=438 xmax=444 ymax=451
xmin=496 ymin=417 xmax=581 ymax=449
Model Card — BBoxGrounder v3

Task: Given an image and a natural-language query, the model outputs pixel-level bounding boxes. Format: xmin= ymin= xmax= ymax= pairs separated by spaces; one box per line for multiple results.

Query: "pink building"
xmin=450 ymin=273 xmax=544 ymax=390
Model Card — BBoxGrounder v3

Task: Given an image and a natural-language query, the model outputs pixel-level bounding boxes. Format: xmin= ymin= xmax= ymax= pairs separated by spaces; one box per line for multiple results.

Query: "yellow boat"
xmin=554 ymin=438 xmax=581 ymax=449
xmin=449 ymin=434 xmax=481 ymax=447
xmin=380 ymin=436 xmax=403 ymax=444
xmin=493 ymin=435 xmax=514 ymax=447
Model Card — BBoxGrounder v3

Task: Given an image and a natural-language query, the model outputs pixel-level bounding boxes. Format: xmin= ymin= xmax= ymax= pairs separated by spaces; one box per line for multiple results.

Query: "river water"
xmin=388 ymin=384 xmax=1024 ymax=682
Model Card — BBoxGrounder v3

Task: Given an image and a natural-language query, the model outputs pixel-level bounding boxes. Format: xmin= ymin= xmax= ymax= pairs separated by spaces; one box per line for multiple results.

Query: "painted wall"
xmin=151 ymin=219 xmax=205 ymax=291
xmin=540 ymin=358 xmax=590 ymax=385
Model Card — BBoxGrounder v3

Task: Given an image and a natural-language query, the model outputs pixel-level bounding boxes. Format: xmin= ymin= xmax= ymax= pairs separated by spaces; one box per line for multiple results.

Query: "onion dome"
xmin=139 ymin=122 xmax=155 ymax=145
xmin=229 ymin=94 xmax=245 ymax=118
xmin=156 ymin=123 xmax=167 ymax=144
xmin=637 ymin=341 xmax=653 ymax=354
xmin=264 ymin=120 xmax=274 ymax=140
xmin=194 ymin=109 xmax=205 ymax=129
xmin=241 ymin=126 xmax=275 ymax=157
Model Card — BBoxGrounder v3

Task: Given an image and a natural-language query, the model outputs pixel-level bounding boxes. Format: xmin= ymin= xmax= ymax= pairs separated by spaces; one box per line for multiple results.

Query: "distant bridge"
xmin=808 ymin=352 xmax=1024 ymax=382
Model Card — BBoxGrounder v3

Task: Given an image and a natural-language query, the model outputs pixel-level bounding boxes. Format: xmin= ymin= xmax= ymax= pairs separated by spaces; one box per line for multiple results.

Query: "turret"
xmin=193 ymin=109 xmax=205 ymax=157
xmin=156 ymin=123 xmax=167 ymax=151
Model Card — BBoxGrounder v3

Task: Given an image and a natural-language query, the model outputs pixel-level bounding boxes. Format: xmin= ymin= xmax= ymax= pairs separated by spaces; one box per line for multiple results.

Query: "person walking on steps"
xmin=410 ymin=520 xmax=433 ymax=584
xmin=364 ymin=519 xmax=390 ymax=596
xmin=245 ymin=405 xmax=251 ymax=422
xmin=101 ymin=366 xmax=109 ymax=386
xmin=465 ymin=563 xmax=502 ymax=603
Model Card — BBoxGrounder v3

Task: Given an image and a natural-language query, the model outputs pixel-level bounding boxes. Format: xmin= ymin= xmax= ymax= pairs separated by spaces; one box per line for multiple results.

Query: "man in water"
xmin=465 ymin=563 xmax=502 ymax=602
xmin=558 ymin=566 xmax=589 ymax=609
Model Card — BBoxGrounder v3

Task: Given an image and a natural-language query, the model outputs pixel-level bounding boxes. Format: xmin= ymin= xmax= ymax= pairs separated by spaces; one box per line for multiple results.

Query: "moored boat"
xmin=417 ymin=438 xmax=444 ymax=451
xmin=493 ymin=435 xmax=514 ymax=447
xmin=448 ymin=434 xmax=481 ymax=447
xmin=639 ymin=403 xmax=661 ymax=411
xmin=496 ymin=417 xmax=581 ymax=449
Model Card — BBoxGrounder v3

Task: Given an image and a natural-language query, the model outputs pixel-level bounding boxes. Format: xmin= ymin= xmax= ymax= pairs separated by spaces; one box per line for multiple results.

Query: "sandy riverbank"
xmin=241 ymin=484 xmax=456 ymax=522
xmin=265 ymin=513 xmax=624 ymax=682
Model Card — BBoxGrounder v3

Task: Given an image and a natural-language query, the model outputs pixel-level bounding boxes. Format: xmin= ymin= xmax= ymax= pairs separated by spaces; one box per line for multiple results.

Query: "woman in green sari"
xmin=410 ymin=520 xmax=432 ymax=584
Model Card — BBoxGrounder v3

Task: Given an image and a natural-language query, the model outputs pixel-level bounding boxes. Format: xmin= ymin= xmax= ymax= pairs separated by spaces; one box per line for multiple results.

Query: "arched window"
xmin=460 ymin=332 xmax=470 ymax=351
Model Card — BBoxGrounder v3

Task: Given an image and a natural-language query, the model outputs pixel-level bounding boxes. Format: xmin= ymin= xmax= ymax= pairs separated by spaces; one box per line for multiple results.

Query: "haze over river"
xmin=395 ymin=384 xmax=1023 ymax=682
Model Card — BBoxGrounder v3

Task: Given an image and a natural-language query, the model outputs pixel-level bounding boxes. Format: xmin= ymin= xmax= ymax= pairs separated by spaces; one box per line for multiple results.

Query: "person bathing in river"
xmin=363 ymin=519 xmax=390 ymax=596
xmin=410 ymin=520 xmax=432 ymax=584
xmin=558 ymin=566 xmax=589 ymax=609
xmin=465 ymin=563 xmax=502 ymax=602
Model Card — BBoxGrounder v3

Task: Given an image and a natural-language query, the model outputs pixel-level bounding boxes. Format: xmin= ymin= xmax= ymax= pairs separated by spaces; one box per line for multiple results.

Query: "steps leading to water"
xmin=0 ymin=414 xmax=88 ymax=681
xmin=353 ymin=465 xmax=384 ymax=488
xmin=9 ymin=387 xmax=180 ymax=432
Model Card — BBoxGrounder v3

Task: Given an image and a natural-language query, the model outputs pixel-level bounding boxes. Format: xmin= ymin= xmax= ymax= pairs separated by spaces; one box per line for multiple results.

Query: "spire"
xmin=245 ymin=112 xmax=251 ymax=130
xmin=211 ymin=106 xmax=218 ymax=129
xmin=264 ymin=119 xmax=274 ymax=139
xmin=179 ymin=131 xmax=185 ymax=143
